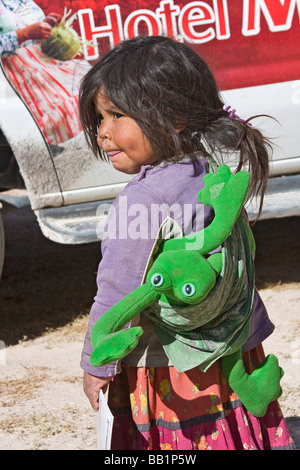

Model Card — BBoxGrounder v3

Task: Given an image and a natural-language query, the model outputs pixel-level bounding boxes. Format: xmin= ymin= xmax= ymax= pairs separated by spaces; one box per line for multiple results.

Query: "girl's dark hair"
xmin=79 ymin=35 xmax=271 ymax=219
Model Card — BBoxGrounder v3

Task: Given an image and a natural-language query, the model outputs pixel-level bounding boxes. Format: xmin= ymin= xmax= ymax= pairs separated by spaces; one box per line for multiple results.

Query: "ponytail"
xmin=235 ymin=116 xmax=272 ymax=221
xmin=201 ymin=111 xmax=273 ymax=221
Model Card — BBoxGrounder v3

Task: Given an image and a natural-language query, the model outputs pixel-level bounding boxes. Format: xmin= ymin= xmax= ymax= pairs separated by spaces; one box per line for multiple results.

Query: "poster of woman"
xmin=0 ymin=0 xmax=90 ymax=146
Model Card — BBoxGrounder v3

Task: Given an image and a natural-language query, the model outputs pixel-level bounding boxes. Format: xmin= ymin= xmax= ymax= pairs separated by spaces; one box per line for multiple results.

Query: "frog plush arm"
xmin=90 ymin=284 xmax=160 ymax=366
xmin=162 ymin=165 xmax=250 ymax=254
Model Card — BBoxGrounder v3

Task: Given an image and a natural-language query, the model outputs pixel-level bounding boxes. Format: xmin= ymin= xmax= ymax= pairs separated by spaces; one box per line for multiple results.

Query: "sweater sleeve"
xmin=80 ymin=182 xmax=167 ymax=377
xmin=0 ymin=0 xmax=45 ymax=57
xmin=0 ymin=31 xmax=19 ymax=57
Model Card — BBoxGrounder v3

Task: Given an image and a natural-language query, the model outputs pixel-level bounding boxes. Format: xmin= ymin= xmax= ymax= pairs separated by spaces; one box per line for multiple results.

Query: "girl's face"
xmin=95 ymin=89 xmax=157 ymax=174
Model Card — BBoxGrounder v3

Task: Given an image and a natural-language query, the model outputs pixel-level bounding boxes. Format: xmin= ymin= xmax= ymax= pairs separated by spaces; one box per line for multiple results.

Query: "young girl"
xmin=79 ymin=36 xmax=295 ymax=451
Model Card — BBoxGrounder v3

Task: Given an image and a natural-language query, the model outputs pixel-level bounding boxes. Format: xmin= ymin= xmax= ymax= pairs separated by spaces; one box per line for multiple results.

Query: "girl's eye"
xmin=150 ymin=273 xmax=164 ymax=287
xmin=182 ymin=283 xmax=196 ymax=297
xmin=113 ymin=112 xmax=124 ymax=119
xmin=96 ymin=114 xmax=103 ymax=127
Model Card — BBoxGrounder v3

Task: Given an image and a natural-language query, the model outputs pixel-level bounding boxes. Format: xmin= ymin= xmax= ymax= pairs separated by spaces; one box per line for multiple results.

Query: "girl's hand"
xmin=16 ymin=22 xmax=52 ymax=44
xmin=83 ymin=371 xmax=112 ymax=412
xmin=44 ymin=13 xmax=62 ymax=27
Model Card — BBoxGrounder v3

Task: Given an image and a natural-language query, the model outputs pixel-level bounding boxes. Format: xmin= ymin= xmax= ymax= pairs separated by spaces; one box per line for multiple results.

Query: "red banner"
xmin=35 ymin=0 xmax=300 ymax=90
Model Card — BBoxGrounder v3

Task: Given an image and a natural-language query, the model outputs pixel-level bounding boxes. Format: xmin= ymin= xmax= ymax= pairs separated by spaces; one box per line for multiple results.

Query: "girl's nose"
xmin=97 ymin=118 xmax=112 ymax=140
xmin=97 ymin=121 xmax=112 ymax=148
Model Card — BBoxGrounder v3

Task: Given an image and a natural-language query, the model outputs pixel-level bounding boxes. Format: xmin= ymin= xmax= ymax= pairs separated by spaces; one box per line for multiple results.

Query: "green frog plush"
xmin=90 ymin=164 xmax=283 ymax=417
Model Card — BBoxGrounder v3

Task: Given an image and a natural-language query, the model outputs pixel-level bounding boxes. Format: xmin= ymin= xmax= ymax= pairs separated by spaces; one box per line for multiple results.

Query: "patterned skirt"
xmin=2 ymin=44 xmax=90 ymax=145
xmin=108 ymin=345 xmax=295 ymax=450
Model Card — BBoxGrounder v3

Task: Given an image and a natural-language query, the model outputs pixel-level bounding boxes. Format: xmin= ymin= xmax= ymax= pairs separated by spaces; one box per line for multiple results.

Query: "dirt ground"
xmin=0 ymin=206 xmax=299 ymax=450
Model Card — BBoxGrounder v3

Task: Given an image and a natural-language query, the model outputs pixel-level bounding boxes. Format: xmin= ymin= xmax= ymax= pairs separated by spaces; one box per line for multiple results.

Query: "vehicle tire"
xmin=0 ymin=210 xmax=4 ymax=278
xmin=0 ymin=128 xmax=25 ymax=190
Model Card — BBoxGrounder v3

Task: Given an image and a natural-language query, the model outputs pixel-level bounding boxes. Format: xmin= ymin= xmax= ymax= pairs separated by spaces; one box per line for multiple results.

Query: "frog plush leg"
xmin=90 ymin=283 xmax=160 ymax=367
xmin=221 ymin=349 xmax=284 ymax=417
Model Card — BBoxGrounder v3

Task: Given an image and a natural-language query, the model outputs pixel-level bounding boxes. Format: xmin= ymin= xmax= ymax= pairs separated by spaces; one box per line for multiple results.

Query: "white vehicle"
xmin=1 ymin=0 xmax=299 ymax=277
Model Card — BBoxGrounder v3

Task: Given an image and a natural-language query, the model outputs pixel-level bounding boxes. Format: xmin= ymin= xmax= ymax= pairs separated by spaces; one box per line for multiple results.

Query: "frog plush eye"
xmin=150 ymin=273 xmax=164 ymax=287
xmin=182 ymin=283 xmax=196 ymax=297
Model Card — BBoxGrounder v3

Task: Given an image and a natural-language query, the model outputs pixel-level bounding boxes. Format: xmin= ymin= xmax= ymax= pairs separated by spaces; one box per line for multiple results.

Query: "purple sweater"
xmin=80 ymin=156 xmax=274 ymax=377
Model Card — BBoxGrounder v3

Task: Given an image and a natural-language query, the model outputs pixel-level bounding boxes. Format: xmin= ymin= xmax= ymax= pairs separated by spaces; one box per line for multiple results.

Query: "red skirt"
xmin=107 ymin=345 xmax=295 ymax=450
xmin=2 ymin=44 xmax=90 ymax=145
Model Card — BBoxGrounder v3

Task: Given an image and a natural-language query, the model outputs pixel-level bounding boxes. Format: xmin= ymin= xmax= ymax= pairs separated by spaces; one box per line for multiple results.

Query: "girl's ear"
xmin=169 ymin=110 xmax=186 ymax=132
xmin=174 ymin=118 xmax=186 ymax=133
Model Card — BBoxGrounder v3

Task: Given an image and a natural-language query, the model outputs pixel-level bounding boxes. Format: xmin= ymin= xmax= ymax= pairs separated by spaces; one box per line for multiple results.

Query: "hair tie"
xmin=224 ymin=106 xmax=252 ymax=126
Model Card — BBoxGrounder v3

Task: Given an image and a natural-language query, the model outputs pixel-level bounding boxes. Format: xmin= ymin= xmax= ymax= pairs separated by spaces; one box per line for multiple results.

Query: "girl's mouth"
xmin=106 ymin=150 xmax=122 ymax=158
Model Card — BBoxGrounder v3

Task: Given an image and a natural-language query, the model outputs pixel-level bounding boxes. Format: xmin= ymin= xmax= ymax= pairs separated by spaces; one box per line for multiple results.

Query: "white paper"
xmin=96 ymin=390 xmax=114 ymax=450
